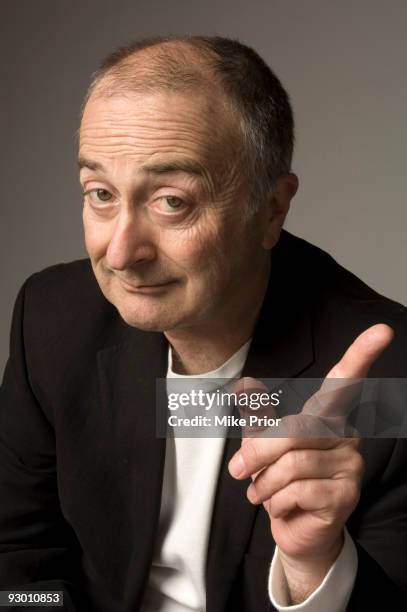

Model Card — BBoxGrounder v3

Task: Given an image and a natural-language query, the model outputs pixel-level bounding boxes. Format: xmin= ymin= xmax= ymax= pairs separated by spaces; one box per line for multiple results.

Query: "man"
xmin=0 ymin=36 xmax=406 ymax=611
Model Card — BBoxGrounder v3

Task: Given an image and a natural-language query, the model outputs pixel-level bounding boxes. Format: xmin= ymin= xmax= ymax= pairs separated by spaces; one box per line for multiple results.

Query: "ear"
xmin=261 ymin=173 xmax=299 ymax=250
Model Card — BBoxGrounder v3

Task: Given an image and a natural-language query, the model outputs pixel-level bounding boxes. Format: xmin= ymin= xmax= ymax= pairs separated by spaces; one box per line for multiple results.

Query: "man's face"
xmin=79 ymin=88 xmax=273 ymax=333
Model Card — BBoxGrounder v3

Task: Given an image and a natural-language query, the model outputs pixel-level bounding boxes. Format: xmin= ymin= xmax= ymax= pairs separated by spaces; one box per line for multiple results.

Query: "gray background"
xmin=1 ymin=0 xmax=406 ymax=376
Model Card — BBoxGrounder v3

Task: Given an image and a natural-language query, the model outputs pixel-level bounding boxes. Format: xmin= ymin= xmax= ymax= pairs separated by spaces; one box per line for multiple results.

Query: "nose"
xmin=105 ymin=208 xmax=157 ymax=271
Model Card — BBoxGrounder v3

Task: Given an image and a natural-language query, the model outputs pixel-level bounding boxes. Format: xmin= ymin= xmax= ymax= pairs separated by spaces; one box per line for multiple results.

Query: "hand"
xmin=228 ymin=324 xmax=394 ymax=603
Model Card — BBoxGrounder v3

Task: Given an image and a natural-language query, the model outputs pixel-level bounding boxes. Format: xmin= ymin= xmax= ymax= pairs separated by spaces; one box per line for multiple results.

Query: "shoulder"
xmin=276 ymin=231 xmax=407 ymax=375
xmin=15 ymin=259 xmax=139 ymax=381
xmin=21 ymin=258 xmax=118 ymax=341
xmin=278 ymin=230 xmax=405 ymax=311
xmin=278 ymin=230 xmax=406 ymax=316
xmin=23 ymin=258 xmax=102 ymax=307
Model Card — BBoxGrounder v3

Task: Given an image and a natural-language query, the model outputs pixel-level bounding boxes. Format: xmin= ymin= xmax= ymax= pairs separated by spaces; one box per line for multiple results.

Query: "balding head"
xmin=88 ymin=39 xmax=219 ymax=100
xmin=83 ymin=36 xmax=295 ymax=211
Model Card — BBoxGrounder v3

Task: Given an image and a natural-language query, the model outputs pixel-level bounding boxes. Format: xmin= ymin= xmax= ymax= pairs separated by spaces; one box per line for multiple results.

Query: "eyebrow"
xmin=141 ymin=159 xmax=204 ymax=178
xmin=78 ymin=156 xmax=205 ymax=178
xmin=78 ymin=156 xmax=106 ymax=172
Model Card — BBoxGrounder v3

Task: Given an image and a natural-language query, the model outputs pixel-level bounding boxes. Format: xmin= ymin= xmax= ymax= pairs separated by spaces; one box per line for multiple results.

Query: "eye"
xmin=83 ymin=188 xmax=114 ymax=204
xmin=157 ymin=195 xmax=186 ymax=212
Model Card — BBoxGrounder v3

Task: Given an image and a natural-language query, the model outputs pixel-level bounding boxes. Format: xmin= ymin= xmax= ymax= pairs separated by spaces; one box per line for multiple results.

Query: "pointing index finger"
xmin=233 ymin=377 xmax=278 ymax=437
xmin=303 ymin=324 xmax=394 ymax=421
xmin=326 ymin=323 xmax=394 ymax=379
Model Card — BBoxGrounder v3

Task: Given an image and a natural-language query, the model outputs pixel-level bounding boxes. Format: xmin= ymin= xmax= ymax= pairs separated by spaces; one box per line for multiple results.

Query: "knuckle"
xmin=283 ymin=414 xmax=300 ymax=436
xmin=242 ymin=439 xmax=260 ymax=470
xmin=289 ymin=448 xmax=310 ymax=473
xmin=330 ymin=483 xmax=343 ymax=508
xmin=339 ymin=479 xmax=360 ymax=508
xmin=347 ymin=437 xmax=361 ymax=450
xmin=287 ymin=450 xmax=302 ymax=472
xmin=280 ymin=449 xmax=323 ymax=482
xmin=253 ymin=472 xmax=267 ymax=498
xmin=350 ymin=452 xmax=365 ymax=479
xmin=267 ymin=496 xmax=277 ymax=518
xmin=342 ymin=447 xmax=364 ymax=479
xmin=270 ymin=462 xmax=285 ymax=489
xmin=308 ymin=449 xmax=323 ymax=471
xmin=297 ymin=478 xmax=311 ymax=497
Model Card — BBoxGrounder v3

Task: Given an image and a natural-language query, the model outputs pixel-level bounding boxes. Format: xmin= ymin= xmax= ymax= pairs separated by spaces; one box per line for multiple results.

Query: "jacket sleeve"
xmin=346 ymin=307 xmax=407 ymax=610
xmin=346 ymin=435 xmax=407 ymax=609
xmin=0 ymin=278 xmax=89 ymax=611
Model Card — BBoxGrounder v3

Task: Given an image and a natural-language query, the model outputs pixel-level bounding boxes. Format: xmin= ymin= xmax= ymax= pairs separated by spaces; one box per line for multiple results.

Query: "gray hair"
xmin=84 ymin=36 xmax=295 ymax=212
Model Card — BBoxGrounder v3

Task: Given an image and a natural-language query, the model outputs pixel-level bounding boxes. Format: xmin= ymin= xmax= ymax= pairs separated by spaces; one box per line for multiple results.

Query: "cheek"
xmin=163 ymin=224 xmax=225 ymax=277
xmin=82 ymin=211 xmax=110 ymax=259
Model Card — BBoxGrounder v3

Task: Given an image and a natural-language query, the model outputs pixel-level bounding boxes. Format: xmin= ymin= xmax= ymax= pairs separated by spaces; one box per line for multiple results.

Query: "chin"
xmin=115 ymin=304 xmax=184 ymax=333
xmin=101 ymin=281 xmax=193 ymax=332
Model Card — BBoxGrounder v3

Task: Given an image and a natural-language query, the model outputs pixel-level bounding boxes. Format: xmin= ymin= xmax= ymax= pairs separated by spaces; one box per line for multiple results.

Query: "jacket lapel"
xmin=96 ymin=330 xmax=168 ymax=609
xmin=206 ymin=232 xmax=315 ymax=612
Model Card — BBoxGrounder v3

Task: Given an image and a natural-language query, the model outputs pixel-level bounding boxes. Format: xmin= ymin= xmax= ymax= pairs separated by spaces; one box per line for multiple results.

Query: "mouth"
xmin=118 ymin=277 xmax=176 ymax=294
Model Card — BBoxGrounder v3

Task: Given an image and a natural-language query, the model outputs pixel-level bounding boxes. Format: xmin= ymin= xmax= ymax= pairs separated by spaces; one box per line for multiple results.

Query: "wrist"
xmin=278 ymin=532 xmax=344 ymax=604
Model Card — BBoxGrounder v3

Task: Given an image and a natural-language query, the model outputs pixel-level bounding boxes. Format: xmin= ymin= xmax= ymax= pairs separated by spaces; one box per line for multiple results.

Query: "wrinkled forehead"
xmin=80 ymin=88 xmax=227 ymax=139
xmin=80 ymin=41 xmax=246 ymax=172
xmin=79 ymin=88 xmax=243 ymax=183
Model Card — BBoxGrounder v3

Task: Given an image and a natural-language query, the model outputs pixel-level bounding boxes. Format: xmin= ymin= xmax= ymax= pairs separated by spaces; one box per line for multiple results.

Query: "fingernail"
xmin=229 ymin=453 xmax=245 ymax=478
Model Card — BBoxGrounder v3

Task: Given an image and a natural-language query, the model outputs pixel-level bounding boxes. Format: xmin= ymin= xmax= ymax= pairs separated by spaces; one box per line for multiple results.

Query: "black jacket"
xmin=1 ymin=230 xmax=407 ymax=611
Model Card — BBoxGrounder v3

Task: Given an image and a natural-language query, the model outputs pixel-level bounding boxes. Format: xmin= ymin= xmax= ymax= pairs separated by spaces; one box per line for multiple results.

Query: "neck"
xmin=164 ymin=263 xmax=270 ymax=375
xmin=168 ymin=328 xmax=252 ymax=376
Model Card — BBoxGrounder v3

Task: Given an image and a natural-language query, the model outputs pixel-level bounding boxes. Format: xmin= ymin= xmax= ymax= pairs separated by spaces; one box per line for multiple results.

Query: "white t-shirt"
xmin=141 ymin=340 xmax=357 ymax=611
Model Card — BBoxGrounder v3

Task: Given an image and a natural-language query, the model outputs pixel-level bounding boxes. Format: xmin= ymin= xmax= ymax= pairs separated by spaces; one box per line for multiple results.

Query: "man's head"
xmin=79 ymin=36 xmax=298 ymax=334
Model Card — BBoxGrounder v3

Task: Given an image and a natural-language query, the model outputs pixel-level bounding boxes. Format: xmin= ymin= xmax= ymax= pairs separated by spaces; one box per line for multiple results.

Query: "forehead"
xmin=79 ymin=89 xmax=238 ymax=168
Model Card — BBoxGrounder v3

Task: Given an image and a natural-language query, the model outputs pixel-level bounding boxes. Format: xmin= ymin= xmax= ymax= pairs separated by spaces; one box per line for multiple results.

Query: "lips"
xmin=118 ymin=277 xmax=175 ymax=292
xmin=137 ymin=283 xmax=171 ymax=288
xmin=121 ymin=280 xmax=172 ymax=288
